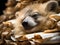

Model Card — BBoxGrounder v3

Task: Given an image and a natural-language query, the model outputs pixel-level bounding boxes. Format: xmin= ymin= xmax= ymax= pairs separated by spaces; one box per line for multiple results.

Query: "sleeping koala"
xmin=4 ymin=0 xmax=60 ymax=37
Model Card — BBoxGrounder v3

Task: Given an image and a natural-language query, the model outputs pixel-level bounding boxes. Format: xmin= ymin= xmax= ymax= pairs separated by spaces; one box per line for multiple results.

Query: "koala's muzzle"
xmin=22 ymin=16 xmax=37 ymax=29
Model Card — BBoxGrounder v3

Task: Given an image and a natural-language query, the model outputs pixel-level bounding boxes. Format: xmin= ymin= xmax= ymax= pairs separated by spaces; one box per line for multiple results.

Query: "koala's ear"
xmin=45 ymin=1 xmax=58 ymax=12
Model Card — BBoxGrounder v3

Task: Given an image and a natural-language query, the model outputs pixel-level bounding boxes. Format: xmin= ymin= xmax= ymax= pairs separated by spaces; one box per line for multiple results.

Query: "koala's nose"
xmin=22 ymin=21 xmax=28 ymax=28
xmin=22 ymin=21 xmax=31 ymax=29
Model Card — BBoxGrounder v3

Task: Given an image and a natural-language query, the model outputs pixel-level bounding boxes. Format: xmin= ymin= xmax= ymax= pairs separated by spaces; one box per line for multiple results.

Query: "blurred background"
xmin=0 ymin=0 xmax=7 ymax=15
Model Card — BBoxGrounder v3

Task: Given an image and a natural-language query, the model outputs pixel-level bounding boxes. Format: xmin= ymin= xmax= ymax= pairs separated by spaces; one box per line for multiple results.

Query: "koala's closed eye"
xmin=31 ymin=12 xmax=40 ymax=19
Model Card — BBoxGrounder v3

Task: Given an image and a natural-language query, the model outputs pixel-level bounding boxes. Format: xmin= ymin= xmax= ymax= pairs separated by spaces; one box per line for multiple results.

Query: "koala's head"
xmin=16 ymin=0 xmax=58 ymax=31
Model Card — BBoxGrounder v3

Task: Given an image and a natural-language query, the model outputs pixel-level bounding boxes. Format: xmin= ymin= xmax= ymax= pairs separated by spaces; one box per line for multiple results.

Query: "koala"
xmin=5 ymin=0 xmax=59 ymax=37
